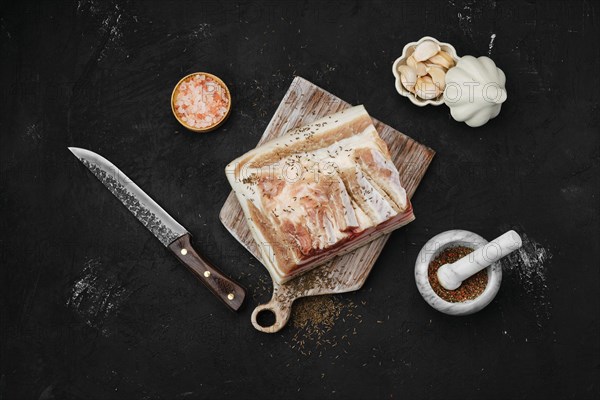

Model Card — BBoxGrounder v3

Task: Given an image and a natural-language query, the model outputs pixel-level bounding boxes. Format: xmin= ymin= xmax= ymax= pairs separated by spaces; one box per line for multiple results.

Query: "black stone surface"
xmin=1 ymin=1 xmax=599 ymax=399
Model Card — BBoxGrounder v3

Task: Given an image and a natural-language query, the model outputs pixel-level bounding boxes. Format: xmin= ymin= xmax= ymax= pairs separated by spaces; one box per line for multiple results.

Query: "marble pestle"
xmin=437 ymin=230 xmax=523 ymax=290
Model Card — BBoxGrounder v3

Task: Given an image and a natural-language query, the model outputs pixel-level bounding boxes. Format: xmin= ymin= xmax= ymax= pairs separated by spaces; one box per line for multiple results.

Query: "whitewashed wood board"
xmin=219 ymin=76 xmax=435 ymax=332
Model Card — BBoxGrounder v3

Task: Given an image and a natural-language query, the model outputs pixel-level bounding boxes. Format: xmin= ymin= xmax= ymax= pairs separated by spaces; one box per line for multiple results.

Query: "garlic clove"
xmin=426 ymin=62 xmax=447 ymax=71
xmin=398 ymin=65 xmax=417 ymax=92
xmin=438 ymin=51 xmax=455 ymax=65
xmin=398 ymin=64 xmax=414 ymax=76
xmin=416 ymin=62 xmax=428 ymax=77
xmin=427 ymin=66 xmax=446 ymax=91
xmin=415 ymin=76 xmax=439 ymax=100
xmin=406 ymin=55 xmax=418 ymax=69
xmin=413 ymin=40 xmax=441 ymax=62
xmin=428 ymin=51 xmax=455 ymax=69
xmin=401 ymin=75 xmax=416 ymax=93
xmin=402 ymin=78 xmax=416 ymax=93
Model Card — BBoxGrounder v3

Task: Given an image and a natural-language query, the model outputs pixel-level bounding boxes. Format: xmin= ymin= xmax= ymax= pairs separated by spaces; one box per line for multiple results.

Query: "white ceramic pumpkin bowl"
xmin=443 ymin=56 xmax=508 ymax=127
xmin=392 ymin=36 xmax=460 ymax=107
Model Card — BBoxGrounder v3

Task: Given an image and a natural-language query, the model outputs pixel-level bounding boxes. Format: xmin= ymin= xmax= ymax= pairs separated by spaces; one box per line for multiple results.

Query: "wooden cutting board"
xmin=220 ymin=76 xmax=435 ymax=333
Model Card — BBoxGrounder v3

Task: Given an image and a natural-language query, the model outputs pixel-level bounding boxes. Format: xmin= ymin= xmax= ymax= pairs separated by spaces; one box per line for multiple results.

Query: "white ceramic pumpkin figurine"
xmin=443 ymin=56 xmax=507 ymax=127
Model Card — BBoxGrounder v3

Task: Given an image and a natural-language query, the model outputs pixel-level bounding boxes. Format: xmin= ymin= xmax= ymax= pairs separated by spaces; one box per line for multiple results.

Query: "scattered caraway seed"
xmin=285 ymin=295 xmax=362 ymax=356
xmin=236 ymin=269 xmax=272 ymax=303
xmin=241 ymin=268 xmax=366 ymax=356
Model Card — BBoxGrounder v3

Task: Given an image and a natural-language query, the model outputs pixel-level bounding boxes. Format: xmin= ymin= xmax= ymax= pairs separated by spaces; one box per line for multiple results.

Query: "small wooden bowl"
xmin=171 ymin=72 xmax=232 ymax=133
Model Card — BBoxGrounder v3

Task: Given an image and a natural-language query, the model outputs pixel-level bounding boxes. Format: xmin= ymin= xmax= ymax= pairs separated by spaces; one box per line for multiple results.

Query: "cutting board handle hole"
xmin=255 ymin=309 xmax=277 ymax=328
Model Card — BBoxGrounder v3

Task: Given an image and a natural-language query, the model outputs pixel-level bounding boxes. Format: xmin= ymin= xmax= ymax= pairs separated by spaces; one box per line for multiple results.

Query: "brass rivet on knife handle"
xmin=168 ymin=233 xmax=246 ymax=311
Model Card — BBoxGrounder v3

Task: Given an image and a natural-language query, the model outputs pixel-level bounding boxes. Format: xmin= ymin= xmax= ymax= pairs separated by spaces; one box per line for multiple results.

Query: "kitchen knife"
xmin=69 ymin=147 xmax=245 ymax=311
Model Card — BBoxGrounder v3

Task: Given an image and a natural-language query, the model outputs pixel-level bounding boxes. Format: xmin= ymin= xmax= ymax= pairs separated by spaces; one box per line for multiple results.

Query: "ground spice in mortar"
xmin=428 ymin=246 xmax=488 ymax=302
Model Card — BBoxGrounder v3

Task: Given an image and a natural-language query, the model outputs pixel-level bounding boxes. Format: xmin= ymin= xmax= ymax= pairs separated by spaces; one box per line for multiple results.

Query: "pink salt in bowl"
xmin=171 ymin=72 xmax=232 ymax=133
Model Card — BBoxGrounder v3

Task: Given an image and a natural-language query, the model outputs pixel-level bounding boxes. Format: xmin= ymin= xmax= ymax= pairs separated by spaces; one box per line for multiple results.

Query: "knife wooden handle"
xmin=169 ymin=234 xmax=245 ymax=312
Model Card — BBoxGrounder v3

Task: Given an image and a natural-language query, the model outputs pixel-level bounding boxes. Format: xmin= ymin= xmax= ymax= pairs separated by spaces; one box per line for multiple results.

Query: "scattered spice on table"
xmin=428 ymin=246 xmax=488 ymax=302
xmin=287 ymin=295 xmax=361 ymax=357
xmin=237 ymin=268 xmax=272 ymax=303
xmin=499 ymin=231 xmax=552 ymax=326
xmin=239 ymin=268 xmax=365 ymax=357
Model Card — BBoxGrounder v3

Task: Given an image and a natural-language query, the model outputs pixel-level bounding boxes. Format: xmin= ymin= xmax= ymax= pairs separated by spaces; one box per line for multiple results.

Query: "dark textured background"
xmin=1 ymin=0 xmax=599 ymax=399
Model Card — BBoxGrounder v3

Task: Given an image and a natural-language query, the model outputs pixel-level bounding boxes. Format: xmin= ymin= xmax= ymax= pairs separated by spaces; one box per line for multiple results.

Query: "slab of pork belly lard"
xmin=225 ymin=105 xmax=414 ymax=283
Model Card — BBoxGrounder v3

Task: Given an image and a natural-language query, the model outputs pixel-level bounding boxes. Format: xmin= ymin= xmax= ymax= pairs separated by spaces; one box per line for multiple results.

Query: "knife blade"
xmin=69 ymin=147 xmax=245 ymax=311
